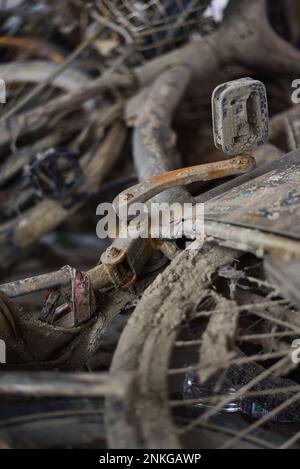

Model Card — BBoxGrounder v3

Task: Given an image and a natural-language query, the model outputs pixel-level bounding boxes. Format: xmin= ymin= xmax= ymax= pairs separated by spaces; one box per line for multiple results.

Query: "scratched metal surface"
xmin=204 ymin=150 xmax=300 ymax=239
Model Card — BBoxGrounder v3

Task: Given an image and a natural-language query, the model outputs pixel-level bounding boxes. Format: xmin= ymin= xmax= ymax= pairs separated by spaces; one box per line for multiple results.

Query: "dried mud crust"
xmin=106 ymin=245 xmax=237 ymax=448
xmin=106 ymin=245 xmax=300 ymax=449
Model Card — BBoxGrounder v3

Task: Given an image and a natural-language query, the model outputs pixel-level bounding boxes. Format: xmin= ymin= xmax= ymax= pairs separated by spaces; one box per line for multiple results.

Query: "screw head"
xmin=107 ymin=247 xmax=121 ymax=258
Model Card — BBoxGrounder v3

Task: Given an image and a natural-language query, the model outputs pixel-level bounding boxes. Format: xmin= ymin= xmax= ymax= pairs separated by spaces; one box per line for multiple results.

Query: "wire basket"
xmin=96 ymin=0 xmax=213 ymax=61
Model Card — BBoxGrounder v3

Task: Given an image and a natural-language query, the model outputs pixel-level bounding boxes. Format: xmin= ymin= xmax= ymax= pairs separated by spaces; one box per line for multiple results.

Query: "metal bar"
xmin=0 ymin=371 xmax=129 ymax=398
xmin=115 ymin=156 xmax=255 ymax=213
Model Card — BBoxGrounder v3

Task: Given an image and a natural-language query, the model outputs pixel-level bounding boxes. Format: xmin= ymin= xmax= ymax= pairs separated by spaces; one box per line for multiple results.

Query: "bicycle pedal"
xmin=212 ymin=77 xmax=269 ymax=157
